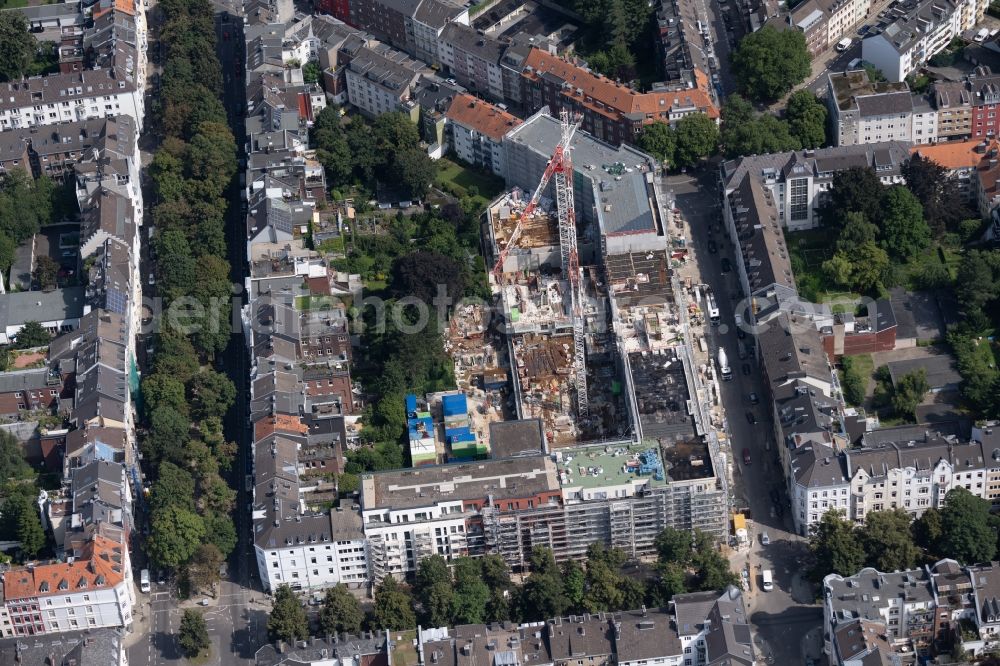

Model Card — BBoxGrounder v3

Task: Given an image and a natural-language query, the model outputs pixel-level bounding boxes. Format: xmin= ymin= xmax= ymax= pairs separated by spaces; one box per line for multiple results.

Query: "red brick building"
xmin=0 ymin=368 xmax=63 ymax=417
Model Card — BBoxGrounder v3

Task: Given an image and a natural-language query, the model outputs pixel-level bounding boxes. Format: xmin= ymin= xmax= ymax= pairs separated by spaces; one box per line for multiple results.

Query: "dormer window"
xmin=58 ymin=579 xmax=68 ymax=591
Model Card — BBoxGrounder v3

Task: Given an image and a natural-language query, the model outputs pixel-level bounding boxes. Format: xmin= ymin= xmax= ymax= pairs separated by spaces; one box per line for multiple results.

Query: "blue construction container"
xmin=445 ymin=426 xmax=473 ymax=443
xmin=405 ymin=394 xmax=418 ymax=416
xmin=441 ymin=394 xmax=468 ymax=418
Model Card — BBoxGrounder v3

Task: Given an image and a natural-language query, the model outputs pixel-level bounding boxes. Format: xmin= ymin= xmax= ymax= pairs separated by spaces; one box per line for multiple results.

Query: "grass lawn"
xmin=391 ymin=631 xmax=418 ymax=666
xmin=0 ymin=0 xmax=29 ymax=7
xmin=435 ymin=157 xmax=505 ymax=200
xmin=852 ymin=353 xmax=875 ymax=383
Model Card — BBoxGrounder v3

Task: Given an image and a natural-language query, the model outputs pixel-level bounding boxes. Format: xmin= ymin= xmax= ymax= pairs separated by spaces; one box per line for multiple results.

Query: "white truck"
xmin=836 ymin=37 xmax=852 ymax=51
xmin=718 ymin=348 xmax=732 ymax=381
xmin=762 ymin=569 xmax=774 ymax=591
xmin=140 ymin=569 xmax=150 ymax=593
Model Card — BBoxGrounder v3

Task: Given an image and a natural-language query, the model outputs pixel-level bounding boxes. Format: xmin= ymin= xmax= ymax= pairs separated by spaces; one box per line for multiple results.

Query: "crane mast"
xmin=553 ymin=111 xmax=588 ymax=418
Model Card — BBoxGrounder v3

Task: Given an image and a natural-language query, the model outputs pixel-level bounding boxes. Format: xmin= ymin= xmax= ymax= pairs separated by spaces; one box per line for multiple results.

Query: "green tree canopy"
xmin=720 ymin=95 xmax=800 ymax=158
xmin=2 ymin=494 xmax=45 ymax=559
xmin=902 ymin=153 xmax=967 ymax=235
xmin=878 ymin=186 xmax=929 ymax=261
xmin=148 ymin=505 xmax=205 ymax=569
xmin=636 ymin=122 xmax=676 ymax=166
xmin=268 ymin=585 xmax=309 ymax=644
xmin=939 ymin=487 xmax=997 ymax=564
xmin=178 ymin=609 xmax=210 ymax=658
xmin=373 ymin=575 xmax=417 ymax=631
xmin=149 ymin=462 xmax=196 ymax=513
xmin=320 ymin=584 xmax=365 ymax=635
xmin=890 ymin=368 xmax=929 ymax=421
xmin=786 ymin=90 xmax=828 ymax=149
xmin=861 ymin=509 xmax=920 ymax=572
xmin=142 ymin=374 xmax=189 ymax=418
xmin=672 ymin=113 xmax=719 ymax=168
xmin=13 ymin=321 xmax=51 ymax=349
xmin=186 ymin=543 xmax=224 ymax=593
xmin=809 ymin=510 xmax=865 ymax=580
xmin=187 ymin=369 xmax=236 ymax=421
xmin=0 ymin=13 xmax=38 ymax=82
xmin=732 ymin=27 xmax=811 ymax=102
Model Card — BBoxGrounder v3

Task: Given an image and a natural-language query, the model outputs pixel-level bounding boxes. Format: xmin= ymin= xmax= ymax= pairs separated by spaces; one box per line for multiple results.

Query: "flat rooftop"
xmin=506 ymin=113 xmax=658 ymax=236
xmin=660 ymin=438 xmax=715 ymax=481
xmin=360 ymin=455 xmax=559 ymax=511
xmin=828 ymin=70 xmax=909 ymax=111
xmin=606 ymin=250 xmax=673 ymax=307
xmin=630 ymin=348 xmax=696 ymax=442
xmin=555 ymin=442 xmax=667 ymax=490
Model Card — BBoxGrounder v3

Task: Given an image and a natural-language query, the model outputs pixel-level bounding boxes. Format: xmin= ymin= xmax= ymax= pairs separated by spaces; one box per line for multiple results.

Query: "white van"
xmin=140 ymin=569 xmax=150 ymax=593
xmin=762 ymin=569 xmax=774 ymax=591
xmin=836 ymin=37 xmax=853 ymax=52
xmin=975 ymin=28 xmax=989 ymax=42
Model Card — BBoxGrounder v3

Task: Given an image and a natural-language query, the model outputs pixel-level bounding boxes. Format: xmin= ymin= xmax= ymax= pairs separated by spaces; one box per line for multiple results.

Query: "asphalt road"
xmin=663 ymin=167 xmax=823 ymax=665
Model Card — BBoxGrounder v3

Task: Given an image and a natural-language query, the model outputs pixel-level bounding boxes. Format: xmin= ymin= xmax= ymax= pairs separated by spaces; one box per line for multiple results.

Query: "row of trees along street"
xmin=266 ymin=530 xmax=737 ymax=643
xmin=140 ymin=0 xmax=239 ymax=609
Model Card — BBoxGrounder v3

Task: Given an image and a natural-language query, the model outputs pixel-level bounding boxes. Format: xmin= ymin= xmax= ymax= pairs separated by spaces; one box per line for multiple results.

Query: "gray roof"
xmin=506 ymin=111 xmax=658 ymax=235
xmin=347 ymin=42 xmax=426 ymax=94
xmin=614 ymin=608 xmax=683 ymax=662
xmin=414 ymin=0 xmax=464 ymax=28
xmin=0 ymin=68 xmax=137 ymax=112
xmin=703 ymin=588 xmax=754 ymax=665
xmin=546 ymin=615 xmax=614 ymax=661
xmin=0 ymin=628 xmax=126 ymax=666
xmin=825 ymin=567 xmax=934 ymax=622
xmin=720 ymin=142 xmax=911 ymax=192
xmin=865 ymin=0 xmax=961 ymax=55
xmin=0 ymin=367 xmax=56 ymax=395
xmin=757 ymin=312 xmax=830 ymax=387
xmin=0 ymin=286 xmax=87 ymax=330
xmin=488 ymin=418 xmax=546 ymax=459
xmin=886 ymin=354 xmax=962 ymax=391
xmin=672 ymin=590 xmax=720 ymax=636
xmin=728 ymin=174 xmax=794 ymax=295
xmin=360 ymin=455 xmax=559 ymax=511
xmin=790 ymin=443 xmax=846 ymax=488
xmin=255 ymin=633 xmax=388 ymax=666
xmin=856 ymin=91 xmax=913 ymax=118
xmin=441 ymin=23 xmax=507 ymax=63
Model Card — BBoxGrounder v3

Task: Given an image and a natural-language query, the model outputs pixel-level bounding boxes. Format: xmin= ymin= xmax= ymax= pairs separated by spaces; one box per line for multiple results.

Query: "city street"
xmin=663 ymin=168 xmax=823 ymax=664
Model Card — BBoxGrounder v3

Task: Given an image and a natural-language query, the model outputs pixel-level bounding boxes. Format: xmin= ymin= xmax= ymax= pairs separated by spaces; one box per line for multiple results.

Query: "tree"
xmin=848 ymin=242 xmax=890 ymax=294
xmin=32 ymin=255 xmax=59 ymax=291
xmin=204 ymin=513 xmax=238 ymax=557
xmin=145 ymin=406 xmax=191 ymax=467
xmin=732 ymin=27 xmax=811 ymax=102
xmin=786 ymin=90 xmax=827 ymax=149
xmin=373 ymin=575 xmax=417 ymax=631
xmin=149 ymin=462 xmax=196 ymax=513
xmin=142 ymin=374 xmax=189 ymax=418
xmin=822 ymin=253 xmax=854 ymax=288
xmin=391 ymin=250 xmax=465 ymax=304
xmin=2 ymin=494 xmax=45 ymax=559
xmin=637 ymin=122 xmax=676 ymax=166
xmin=178 ymin=609 xmax=210 ymax=658
xmin=0 ymin=13 xmax=38 ymax=82
xmin=0 ymin=234 xmax=15 ymax=273
xmin=939 ymin=487 xmax=997 ymax=564
xmin=647 ymin=561 xmax=688 ymax=606
xmin=268 ymin=585 xmax=309 ymax=644
xmin=890 ymin=368 xmax=928 ymax=421
xmin=902 ymin=153 xmax=967 ymax=235
xmin=13 ymin=321 xmax=51 ymax=349
xmin=691 ymin=532 xmax=738 ymax=591
xmin=672 ymin=113 xmax=719 ymax=168
xmin=655 ymin=526 xmax=693 ymax=566
xmin=912 ymin=507 xmax=942 ymax=553
xmin=861 ymin=509 xmax=920 ymax=572
xmin=836 ymin=212 xmax=880 ymax=254
xmin=878 ymin=186 xmax=929 ymax=261
xmin=391 ymin=148 xmax=437 ymax=200
xmin=319 ymin=584 xmax=364 ymax=635
xmin=303 ymin=61 xmax=322 ymax=84
xmin=372 ymin=113 xmax=421 ymax=158
xmin=186 ymin=543 xmax=224 ymax=593
xmin=188 ymin=369 xmax=236 ymax=421
xmin=148 ymin=506 xmax=205 ymax=569
xmin=720 ymin=95 xmax=801 ymax=157
xmin=820 ymin=167 xmax=885 ymax=229
xmin=840 ymin=356 xmax=867 ymax=407
xmin=809 ymin=510 xmax=865 ymax=580
xmin=0 ymin=431 xmax=32 ymax=483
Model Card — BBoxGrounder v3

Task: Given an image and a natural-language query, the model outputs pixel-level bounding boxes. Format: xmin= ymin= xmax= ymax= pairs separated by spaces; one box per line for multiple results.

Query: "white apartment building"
xmin=0 ymin=69 xmax=143 ymax=132
xmin=359 ymin=456 xmax=560 ymax=580
xmin=861 ymin=0 xmax=968 ymax=82
xmin=827 ymin=72 xmax=919 ymax=146
xmin=252 ymin=434 xmax=370 ymax=592
xmin=343 ymin=43 xmax=425 ymax=118
xmin=409 ymin=0 xmax=468 ymax=66
xmin=912 ymin=95 xmax=939 ymax=143
xmin=845 ymin=438 xmax=988 ymax=521
xmin=788 ymin=441 xmax=852 ymax=534
xmin=2 ymin=535 xmax=134 ymax=636
xmin=825 ymin=0 xmax=872 ymax=47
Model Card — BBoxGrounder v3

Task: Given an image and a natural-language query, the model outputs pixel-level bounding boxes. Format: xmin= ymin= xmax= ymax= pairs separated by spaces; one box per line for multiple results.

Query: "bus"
xmin=706 ymin=290 xmax=720 ymax=325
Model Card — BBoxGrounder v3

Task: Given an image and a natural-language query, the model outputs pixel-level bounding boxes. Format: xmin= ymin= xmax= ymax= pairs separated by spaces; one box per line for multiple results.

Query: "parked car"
xmin=738 ymin=346 xmax=747 ymax=360
xmin=707 ymin=240 xmax=718 ymax=254
xmin=741 ymin=362 xmax=751 ymax=375
xmin=745 ymin=411 xmax=757 ymax=425
xmin=761 ymin=532 xmax=770 ymax=546
xmin=748 ymin=392 xmax=759 ymax=405
xmin=721 ymin=257 xmax=731 ymax=272
xmin=742 ymin=447 xmax=751 ymax=465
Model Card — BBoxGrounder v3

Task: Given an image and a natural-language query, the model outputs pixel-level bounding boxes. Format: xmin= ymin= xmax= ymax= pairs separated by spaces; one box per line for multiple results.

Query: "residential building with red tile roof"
xmin=912 ymin=138 xmax=1000 ymax=214
xmin=3 ymin=534 xmax=134 ymax=636
xmin=445 ymin=93 xmax=522 ymax=177
xmin=520 ymin=49 xmax=718 ymax=147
